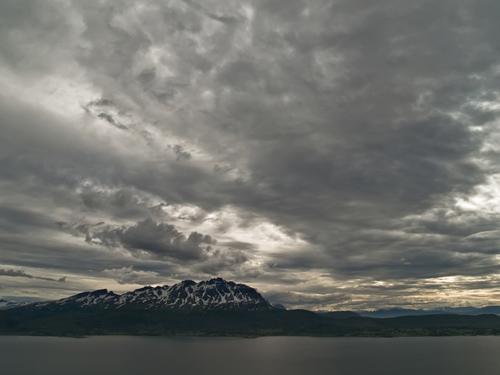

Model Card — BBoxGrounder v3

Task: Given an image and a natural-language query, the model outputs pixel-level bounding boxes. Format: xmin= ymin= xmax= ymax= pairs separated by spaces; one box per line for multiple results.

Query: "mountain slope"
xmin=0 ymin=299 xmax=31 ymax=310
xmin=24 ymin=278 xmax=273 ymax=312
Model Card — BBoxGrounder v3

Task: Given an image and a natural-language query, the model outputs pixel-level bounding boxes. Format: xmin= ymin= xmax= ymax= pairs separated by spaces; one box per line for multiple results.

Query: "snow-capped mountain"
xmin=0 ymin=299 xmax=30 ymax=310
xmin=26 ymin=278 xmax=273 ymax=312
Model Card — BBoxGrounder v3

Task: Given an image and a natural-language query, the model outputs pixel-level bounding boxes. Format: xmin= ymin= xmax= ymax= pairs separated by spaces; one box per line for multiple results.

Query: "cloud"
xmin=2 ymin=0 xmax=500 ymax=308
xmin=220 ymin=241 xmax=257 ymax=251
xmin=193 ymin=248 xmax=249 ymax=275
xmin=60 ymin=218 xmax=215 ymax=262
xmin=0 ymin=269 xmax=66 ymax=283
xmin=0 ymin=269 xmax=34 ymax=279
xmin=77 ymin=187 xmax=158 ymax=219
xmin=120 ymin=218 xmax=216 ymax=260
xmin=170 ymin=144 xmax=192 ymax=161
xmin=97 ymin=113 xmax=128 ymax=130
xmin=58 ymin=217 xmax=262 ymax=278
xmin=181 ymin=0 xmax=241 ymax=25
xmin=101 ymin=266 xmax=163 ymax=285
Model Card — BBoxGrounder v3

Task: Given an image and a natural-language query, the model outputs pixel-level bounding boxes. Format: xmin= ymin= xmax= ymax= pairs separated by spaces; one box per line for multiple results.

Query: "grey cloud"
xmin=217 ymin=61 xmax=261 ymax=92
xmin=57 ymin=217 xmax=259 ymax=278
xmin=2 ymin=0 xmax=500 ymax=308
xmin=101 ymin=266 xmax=163 ymax=285
xmin=60 ymin=218 xmax=216 ymax=261
xmin=0 ymin=0 xmax=76 ymax=73
xmin=0 ymin=206 xmax=54 ymax=232
xmin=82 ymin=98 xmax=115 ymax=115
xmin=88 ymin=98 xmax=114 ymax=107
xmin=138 ymin=68 xmax=157 ymax=85
xmin=181 ymin=0 xmax=241 ymax=25
xmin=140 ymin=130 xmax=155 ymax=145
xmin=0 ymin=269 xmax=65 ymax=283
xmin=78 ymin=187 xmax=156 ymax=219
xmin=0 ymin=269 xmax=34 ymax=279
xmin=97 ymin=113 xmax=128 ymax=130
xmin=0 ymin=229 xmax=173 ymax=283
xmin=137 ymin=68 xmax=188 ymax=103
xmin=463 ymin=104 xmax=500 ymax=126
xmin=82 ymin=98 xmax=129 ymax=130
xmin=170 ymin=144 xmax=192 ymax=161
xmin=220 ymin=241 xmax=257 ymax=251
xmin=193 ymin=248 xmax=248 ymax=275
xmin=120 ymin=219 xmax=215 ymax=260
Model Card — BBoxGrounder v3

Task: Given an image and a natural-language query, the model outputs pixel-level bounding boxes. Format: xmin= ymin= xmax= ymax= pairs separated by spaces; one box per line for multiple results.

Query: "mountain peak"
xmin=206 ymin=277 xmax=228 ymax=284
xmin=24 ymin=279 xmax=274 ymax=312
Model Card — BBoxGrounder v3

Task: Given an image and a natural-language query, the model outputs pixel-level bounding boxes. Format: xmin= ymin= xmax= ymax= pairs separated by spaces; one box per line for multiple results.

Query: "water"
xmin=1 ymin=335 xmax=500 ymax=375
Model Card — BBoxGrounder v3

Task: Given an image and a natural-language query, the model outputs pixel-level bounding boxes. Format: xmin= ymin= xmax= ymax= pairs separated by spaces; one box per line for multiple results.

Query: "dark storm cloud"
xmin=0 ymin=269 xmax=35 ymax=279
xmin=2 ymin=0 xmax=500 ymax=308
xmin=120 ymin=219 xmax=216 ymax=260
xmin=97 ymin=113 xmax=128 ymax=130
xmin=0 ymin=269 xmax=65 ymax=283
xmin=57 ymin=217 xmax=254 ymax=278
xmin=59 ymin=218 xmax=216 ymax=261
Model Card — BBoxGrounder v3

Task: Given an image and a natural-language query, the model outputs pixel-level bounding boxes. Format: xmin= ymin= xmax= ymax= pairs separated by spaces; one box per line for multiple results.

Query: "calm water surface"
xmin=1 ymin=335 xmax=500 ymax=375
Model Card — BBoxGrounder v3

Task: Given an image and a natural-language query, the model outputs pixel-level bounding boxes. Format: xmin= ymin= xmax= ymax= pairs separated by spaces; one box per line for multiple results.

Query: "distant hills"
xmin=318 ymin=311 xmax=361 ymax=319
xmin=2 ymin=278 xmax=500 ymax=337
xmin=357 ymin=306 xmax=500 ymax=318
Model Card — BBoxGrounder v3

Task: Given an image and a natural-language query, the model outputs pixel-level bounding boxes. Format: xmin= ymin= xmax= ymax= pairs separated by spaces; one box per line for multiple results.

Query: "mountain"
xmin=24 ymin=278 xmax=273 ymax=312
xmin=358 ymin=306 xmax=500 ymax=318
xmin=319 ymin=311 xmax=360 ymax=319
xmin=270 ymin=303 xmax=287 ymax=310
xmin=0 ymin=299 xmax=32 ymax=310
xmin=4 ymin=279 xmax=500 ymax=338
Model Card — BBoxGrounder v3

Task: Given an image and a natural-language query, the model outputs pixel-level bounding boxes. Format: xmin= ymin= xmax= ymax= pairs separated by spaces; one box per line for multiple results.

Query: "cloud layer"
xmin=2 ymin=0 xmax=500 ymax=310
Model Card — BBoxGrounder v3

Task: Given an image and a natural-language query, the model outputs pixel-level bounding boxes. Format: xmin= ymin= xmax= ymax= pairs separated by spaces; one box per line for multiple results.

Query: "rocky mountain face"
xmin=25 ymin=278 xmax=274 ymax=312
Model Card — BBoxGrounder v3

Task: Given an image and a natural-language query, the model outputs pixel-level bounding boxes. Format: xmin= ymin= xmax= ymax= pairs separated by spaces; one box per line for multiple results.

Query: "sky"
xmin=1 ymin=0 xmax=500 ymax=311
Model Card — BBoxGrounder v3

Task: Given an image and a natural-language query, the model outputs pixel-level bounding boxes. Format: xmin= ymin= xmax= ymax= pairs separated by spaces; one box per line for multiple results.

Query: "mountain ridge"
xmin=3 ymin=279 xmax=500 ymax=337
xmin=357 ymin=306 xmax=500 ymax=318
xmin=23 ymin=278 xmax=274 ymax=312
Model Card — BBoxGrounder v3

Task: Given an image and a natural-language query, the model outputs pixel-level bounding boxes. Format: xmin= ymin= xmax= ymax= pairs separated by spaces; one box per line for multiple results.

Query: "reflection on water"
xmin=1 ymin=335 xmax=500 ymax=375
